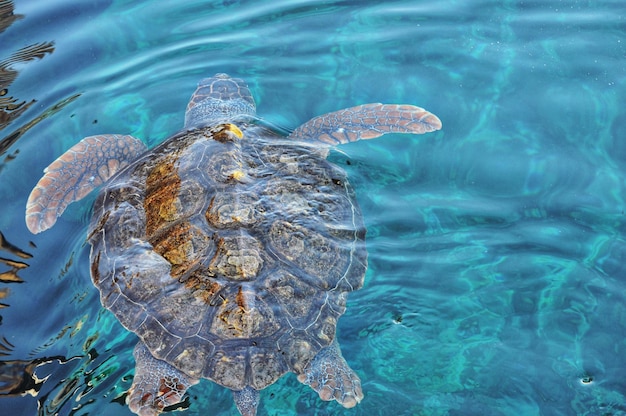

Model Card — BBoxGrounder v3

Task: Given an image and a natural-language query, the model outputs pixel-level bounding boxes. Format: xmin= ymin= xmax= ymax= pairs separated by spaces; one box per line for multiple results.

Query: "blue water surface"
xmin=0 ymin=0 xmax=625 ymax=415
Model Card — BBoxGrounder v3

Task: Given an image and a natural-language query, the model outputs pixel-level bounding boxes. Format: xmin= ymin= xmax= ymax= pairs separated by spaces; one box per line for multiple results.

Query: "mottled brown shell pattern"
xmin=88 ymin=124 xmax=367 ymax=391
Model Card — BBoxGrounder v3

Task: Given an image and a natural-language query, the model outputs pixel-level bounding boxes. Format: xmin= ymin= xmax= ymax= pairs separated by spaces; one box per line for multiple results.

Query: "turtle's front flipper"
xmin=25 ymin=134 xmax=146 ymax=234
xmin=298 ymin=339 xmax=363 ymax=409
xmin=288 ymin=103 xmax=441 ymax=145
xmin=127 ymin=342 xmax=199 ymax=416
xmin=231 ymin=386 xmax=260 ymax=416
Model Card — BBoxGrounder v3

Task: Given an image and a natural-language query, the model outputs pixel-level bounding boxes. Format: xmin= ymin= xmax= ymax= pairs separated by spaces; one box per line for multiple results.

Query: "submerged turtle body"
xmin=25 ymin=74 xmax=441 ymax=416
xmin=90 ymin=121 xmax=366 ymax=390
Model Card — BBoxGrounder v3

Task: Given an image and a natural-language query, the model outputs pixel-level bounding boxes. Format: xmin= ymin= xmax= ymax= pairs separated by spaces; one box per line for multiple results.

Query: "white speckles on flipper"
xmin=288 ymin=103 xmax=442 ymax=145
xmin=127 ymin=342 xmax=199 ymax=416
xmin=25 ymin=134 xmax=146 ymax=234
xmin=298 ymin=339 xmax=363 ymax=409
xmin=232 ymin=386 xmax=260 ymax=416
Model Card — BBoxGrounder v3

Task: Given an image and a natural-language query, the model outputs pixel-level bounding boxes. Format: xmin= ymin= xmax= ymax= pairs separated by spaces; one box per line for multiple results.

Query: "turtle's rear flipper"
xmin=25 ymin=134 xmax=146 ymax=234
xmin=288 ymin=103 xmax=441 ymax=145
xmin=232 ymin=386 xmax=260 ymax=416
xmin=298 ymin=339 xmax=363 ymax=408
xmin=127 ymin=342 xmax=199 ymax=416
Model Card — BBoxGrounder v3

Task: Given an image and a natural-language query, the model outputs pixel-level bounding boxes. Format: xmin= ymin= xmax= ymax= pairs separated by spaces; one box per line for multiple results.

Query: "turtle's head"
xmin=184 ymin=73 xmax=256 ymax=129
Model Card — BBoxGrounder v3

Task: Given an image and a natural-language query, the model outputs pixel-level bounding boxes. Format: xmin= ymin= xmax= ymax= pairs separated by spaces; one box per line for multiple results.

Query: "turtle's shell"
xmin=88 ymin=123 xmax=366 ymax=390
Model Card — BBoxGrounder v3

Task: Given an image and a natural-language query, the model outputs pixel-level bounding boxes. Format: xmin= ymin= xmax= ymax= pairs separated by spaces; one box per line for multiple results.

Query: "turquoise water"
xmin=1 ymin=0 xmax=625 ymax=414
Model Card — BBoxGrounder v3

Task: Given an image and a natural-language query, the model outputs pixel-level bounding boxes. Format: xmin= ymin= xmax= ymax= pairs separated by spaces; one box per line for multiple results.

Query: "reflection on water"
xmin=0 ymin=42 xmax=55 ymax=131
xmin=0 ymin=231 xmax=31 ymax=306
xmin=0 ymin=289 xmax=135 ymax=414
xmin=0 ymin=0 xmax=20 ymax=35
xmin=0 ymin=333 xmax=124 ymax=416
xmin=0 ymin=3 xmax=96 ymax=413
xmin=0 ymin=0 xmax=54 ymax=132
xmin=0 ymin=336 xmax=70 ymax=398
xmin=0 ymin=231 xmax=34 ymax=407
xmin=27 ymin=313 xmax=138 ymax=416
xmin=0 ymin=92 xmax=81 ymax=163
xmin=0 ymin=0 xmax=80 ymax=172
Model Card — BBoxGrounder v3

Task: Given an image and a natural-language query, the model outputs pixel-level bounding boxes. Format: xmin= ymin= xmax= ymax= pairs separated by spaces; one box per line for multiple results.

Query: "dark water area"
xmin=0 ymin=0 xmax=625 ymax=415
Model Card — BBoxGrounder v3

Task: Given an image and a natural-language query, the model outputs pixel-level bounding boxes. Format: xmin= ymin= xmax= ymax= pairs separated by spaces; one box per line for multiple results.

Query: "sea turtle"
xmin=25 ymin=73 xmax=441 ymax=415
